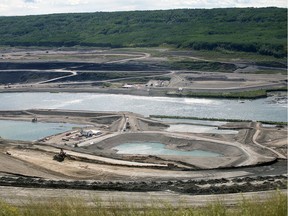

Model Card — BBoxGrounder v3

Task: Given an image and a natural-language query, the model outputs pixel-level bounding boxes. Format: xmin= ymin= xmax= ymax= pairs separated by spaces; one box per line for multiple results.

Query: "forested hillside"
xmin=0 ymin=8 xmax=286 ymax=57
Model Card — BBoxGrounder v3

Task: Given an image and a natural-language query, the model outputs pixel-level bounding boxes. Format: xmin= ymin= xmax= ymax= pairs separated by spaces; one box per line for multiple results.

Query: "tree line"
xmin=0 ymin=7 xmax=286 ymax=57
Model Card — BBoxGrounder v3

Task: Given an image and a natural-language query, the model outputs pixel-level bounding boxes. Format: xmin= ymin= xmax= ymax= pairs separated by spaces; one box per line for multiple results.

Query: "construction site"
xmin=0 ymin=109 xmax=286 ymax=199
xmin=0 ymin=48 xmax=287 ymax=207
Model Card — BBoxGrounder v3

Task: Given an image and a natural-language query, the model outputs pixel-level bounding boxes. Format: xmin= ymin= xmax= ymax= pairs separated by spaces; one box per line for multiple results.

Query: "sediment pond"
xmin=112 ymin=142 xmax=222 ymax=157
xmin=0 ymin=120 xmax=82 ymax=141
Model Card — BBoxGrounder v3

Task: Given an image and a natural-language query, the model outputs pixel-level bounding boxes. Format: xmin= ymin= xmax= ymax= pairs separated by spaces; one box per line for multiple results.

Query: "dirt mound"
xmin=0 ymin=175 xmax=286 ymax=195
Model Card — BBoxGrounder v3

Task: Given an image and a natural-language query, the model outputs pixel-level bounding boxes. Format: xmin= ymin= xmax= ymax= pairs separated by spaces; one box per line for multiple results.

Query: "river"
xmin=0 ymin=92 xmax=286 ymax=121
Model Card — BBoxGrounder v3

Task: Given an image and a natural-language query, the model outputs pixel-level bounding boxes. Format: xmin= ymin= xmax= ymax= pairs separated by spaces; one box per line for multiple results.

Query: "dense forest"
xmin=0 ymin=8 xmax=286 ymax=57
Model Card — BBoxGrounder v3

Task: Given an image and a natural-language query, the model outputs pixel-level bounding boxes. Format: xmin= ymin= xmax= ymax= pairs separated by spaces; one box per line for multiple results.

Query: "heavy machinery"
xmin=53 ymin=149 xmax=66 ymax=162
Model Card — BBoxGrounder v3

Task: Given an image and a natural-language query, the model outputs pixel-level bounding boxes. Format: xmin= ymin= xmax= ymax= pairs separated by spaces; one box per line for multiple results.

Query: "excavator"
xmin=53 ymin=148 xmax=66 ymax=162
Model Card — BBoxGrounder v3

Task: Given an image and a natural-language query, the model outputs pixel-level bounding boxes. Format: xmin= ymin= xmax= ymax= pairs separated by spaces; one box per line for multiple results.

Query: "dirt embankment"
xmin=0 ymin=174 xmax=286 ymax=195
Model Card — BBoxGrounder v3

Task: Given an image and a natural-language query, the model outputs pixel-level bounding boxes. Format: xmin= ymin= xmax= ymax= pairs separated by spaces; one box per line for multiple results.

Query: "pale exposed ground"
xmin=1 ymin=71 xmax=285 ymax=93
xmin=0 ymin=48 xmax=286 ymax=93
xmin=0 ymin=108 xmax=286 ymax=207
xmin=0 ymin=109 xmax=286 ymax=182
xmin=0 ymin=49 xmax=145 ymax=63
xmin=168 ymin=72 xmax=287 ymax=89
xmin=2 ymin=148 xmax=251 ymax=181
xmin=0 ymin=49 xmax=286 ymax=205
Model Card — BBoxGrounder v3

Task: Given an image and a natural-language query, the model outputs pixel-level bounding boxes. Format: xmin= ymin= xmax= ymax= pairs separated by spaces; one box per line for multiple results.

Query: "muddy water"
xmin=0 ymin=92 xmax=286 ymax=121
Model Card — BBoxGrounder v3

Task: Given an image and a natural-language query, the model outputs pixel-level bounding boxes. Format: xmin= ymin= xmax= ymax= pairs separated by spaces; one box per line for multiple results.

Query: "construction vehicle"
xmin=53 ymin=148 xmax=66 ymax=162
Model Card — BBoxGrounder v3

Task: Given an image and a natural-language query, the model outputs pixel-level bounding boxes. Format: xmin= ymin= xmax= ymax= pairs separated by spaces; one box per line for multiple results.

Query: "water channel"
xmin=0 ymin=92 xmax=287 ymax=121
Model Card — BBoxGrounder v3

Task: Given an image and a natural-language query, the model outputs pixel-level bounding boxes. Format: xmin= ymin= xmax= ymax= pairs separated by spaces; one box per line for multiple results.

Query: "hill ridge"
xmin=0 ymin=7 xmax=286 ymax=57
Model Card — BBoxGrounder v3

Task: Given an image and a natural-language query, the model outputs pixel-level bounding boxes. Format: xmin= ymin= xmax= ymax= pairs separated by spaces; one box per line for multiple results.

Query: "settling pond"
xmin=112 ymin=142 xmax=222 ymax=157
xmin=0 ymin=92 xmax=287 ymax=122
xmin=0 ymin=120 xmax=82 ymax=141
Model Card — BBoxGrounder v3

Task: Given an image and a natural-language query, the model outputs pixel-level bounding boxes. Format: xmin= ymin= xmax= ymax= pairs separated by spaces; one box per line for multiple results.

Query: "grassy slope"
xmin=0 ymin=8 xmax=286 ymax=57
xmin=0 ymin=191 xmax=286 ymax=216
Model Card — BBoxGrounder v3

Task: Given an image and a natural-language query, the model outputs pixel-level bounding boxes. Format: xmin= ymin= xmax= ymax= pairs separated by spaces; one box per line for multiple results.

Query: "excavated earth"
xmin=0 ymin=109 xmax=287 ymax=195
xmin=0 ymin=49 xmax=287 ymax=206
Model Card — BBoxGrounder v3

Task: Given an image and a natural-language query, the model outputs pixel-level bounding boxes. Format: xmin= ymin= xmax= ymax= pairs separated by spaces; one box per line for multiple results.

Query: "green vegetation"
xmin=260 ymin=121 xmax=288 ymax=126
xmin=165 ymin=49 xmax=287 ymax=63
xmin=166 ymin=89 xmax=268 ymax=99
xmin=166 ymin=87 xmax=288 ymax=99
xmin=63 ymin=72 xmax=145 ymax=81
xmin=0 ymin=8 xmax=286 ymax=57
xmin=267 ymin=87 xmax=288 ymax=92
xmin=0 ymin=191 xmax=286 ymax=216
xmin=169 ymin=60 xmax=237 ymax=72
xmin=150 ymin=115 xmax=287 ymax=125
xmin=101 ymin=82 xmax=112 ymax=87
xmin=254 ymin=70 xmax=287 ymax=75
xmin=255 ymin=61 xmax=287 ymax=68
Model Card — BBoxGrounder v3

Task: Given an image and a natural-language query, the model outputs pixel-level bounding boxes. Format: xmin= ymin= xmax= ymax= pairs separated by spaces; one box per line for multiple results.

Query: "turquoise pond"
xmin=112 ymin=142 xmax=222 ymax=157
xmin=0 ymin=120 xmax=82 ymax=141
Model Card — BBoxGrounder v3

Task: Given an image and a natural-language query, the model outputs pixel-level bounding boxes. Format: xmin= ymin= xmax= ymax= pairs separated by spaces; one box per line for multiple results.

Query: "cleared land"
xmin=0 ymin=110 xmax=286 ymax=195
xmin=0 ymin=47 xmax=287 ymax=207
xmin=0 ymin=48 xmax=286 ymax=99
